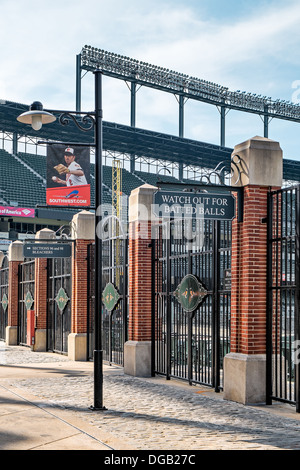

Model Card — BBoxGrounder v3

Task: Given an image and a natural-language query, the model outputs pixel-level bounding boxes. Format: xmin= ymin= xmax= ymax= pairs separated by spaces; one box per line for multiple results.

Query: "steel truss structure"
xmin=0 ymin=102 xmax=300 ymax=184
xmin=77 ymin=45 xmax=300 ymax=145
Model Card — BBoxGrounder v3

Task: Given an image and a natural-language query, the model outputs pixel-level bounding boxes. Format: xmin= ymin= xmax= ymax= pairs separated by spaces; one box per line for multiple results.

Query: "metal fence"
xmin=152 ymin=218 xmax=231 ymax=390
xmin=0 ymin=256 xmax=9 ymax=341
xmin=267 ymin=185 xmax=300 ymax=411
xmin=18 ymin=258 xmax=35 ymax=346
xmin=47 ymin=256 xmax=72 ymax=354
xmin=87 ymin=229 xmax=128 ymax=365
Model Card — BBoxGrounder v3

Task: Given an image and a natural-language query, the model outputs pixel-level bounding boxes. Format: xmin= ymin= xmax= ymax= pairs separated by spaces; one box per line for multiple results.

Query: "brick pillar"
xmin=68 ymin=210 xmax=95 ymax=361
xmin=224 ymin=136 xmax=283 ymax=405
xmin=124 ymin=184 xmax=157 ymax=377
xmin=34 ymin=228 xmax=55 ymax=352
xmin=6 ymin=241 xmax=24 ymax=345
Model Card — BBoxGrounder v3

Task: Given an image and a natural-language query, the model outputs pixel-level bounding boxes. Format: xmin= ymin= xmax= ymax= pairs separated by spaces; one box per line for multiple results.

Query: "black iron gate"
xmin=47 ymin=257 xmax=72 ymax=354
xmin=267 ymin=185 xmax=300 ymax=411
xmin=152 ymin=217 xmax=231 ymax=390
xmin=87 ymin=224 xmax=128 ymax=365
xmin=18 ymin=258 xmax=35 ymax=346
xmin=0 ymin=256 xmax=9 ymax=341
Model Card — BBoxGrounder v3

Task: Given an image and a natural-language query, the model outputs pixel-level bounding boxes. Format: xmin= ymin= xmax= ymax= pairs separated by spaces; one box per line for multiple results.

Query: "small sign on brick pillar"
xmin=224 ymin=136 xmax=283 ymax=405
xmin=69 ymin=210 xmax=95 ymax=361
xmin=7 ymin=241 xmax=24 ymax=345
xmin=124 ymin=184 xmax=158 ymax=377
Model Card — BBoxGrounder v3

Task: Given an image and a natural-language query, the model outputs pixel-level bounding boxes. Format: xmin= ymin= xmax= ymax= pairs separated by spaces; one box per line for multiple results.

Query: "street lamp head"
xmin=17 ymin=101 xmax=56 ymax=131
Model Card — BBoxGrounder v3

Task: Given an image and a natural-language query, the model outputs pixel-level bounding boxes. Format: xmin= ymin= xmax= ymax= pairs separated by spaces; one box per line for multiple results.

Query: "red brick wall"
xmin=230 ymin=185 xmax=280 ymax=355
xmin=34 ymin=258 xmax=47 ymax=329
xmin=71 ymin=240 xmax=90 ymax=334
xmin=128 ymin=220 xmax=152 ymax=342
xmin=8 ymin=261 xmax=20 ymax=327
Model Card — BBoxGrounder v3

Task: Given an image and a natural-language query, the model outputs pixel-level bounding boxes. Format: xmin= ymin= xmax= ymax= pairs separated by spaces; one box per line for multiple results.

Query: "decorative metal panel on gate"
xmin=173 ymin=274 xmax=208 ymax=313
xmin=102 ymin=283 xmax=120 ymax=312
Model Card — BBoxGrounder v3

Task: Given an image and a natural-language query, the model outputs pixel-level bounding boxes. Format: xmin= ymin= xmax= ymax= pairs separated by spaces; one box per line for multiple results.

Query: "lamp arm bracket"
xmin=58 ymin=111 xmax=96 ymax=132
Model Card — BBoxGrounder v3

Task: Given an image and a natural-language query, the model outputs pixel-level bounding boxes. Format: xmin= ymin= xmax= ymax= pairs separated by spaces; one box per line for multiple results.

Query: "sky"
xmin=1 ymin=0 xmax=300 ymax=160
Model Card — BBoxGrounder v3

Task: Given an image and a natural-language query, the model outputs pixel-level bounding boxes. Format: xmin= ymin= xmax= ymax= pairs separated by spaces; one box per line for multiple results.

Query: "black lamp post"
xmin=17 ymin=71 xmax=106 ymax=411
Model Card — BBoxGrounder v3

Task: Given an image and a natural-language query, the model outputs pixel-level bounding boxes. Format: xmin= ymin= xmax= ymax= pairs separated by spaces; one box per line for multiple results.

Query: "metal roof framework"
xmin=78 ymin=46 xmax=300 ymax=145
xmin=0 ymin=100 xmax=231 ymax=165
xmin=0 ymin=100 xmax=300 ymax=183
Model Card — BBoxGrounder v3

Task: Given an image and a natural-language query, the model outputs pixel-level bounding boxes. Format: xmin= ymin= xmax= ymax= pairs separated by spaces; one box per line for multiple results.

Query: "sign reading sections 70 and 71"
xmin=153 ymin=191 xmax=235 ymax=220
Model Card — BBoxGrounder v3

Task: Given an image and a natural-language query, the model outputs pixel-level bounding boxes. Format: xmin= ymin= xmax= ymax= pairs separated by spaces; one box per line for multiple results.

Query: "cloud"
xmin=109 ymin=0 xmax=300 ymax=153
xmin=2 ymin=0 xmax=299 ymax=103
xmin=1 ymin=0 xmax=300 ymax=157
xmin=128 ymin=1 xmax=300 ymax=84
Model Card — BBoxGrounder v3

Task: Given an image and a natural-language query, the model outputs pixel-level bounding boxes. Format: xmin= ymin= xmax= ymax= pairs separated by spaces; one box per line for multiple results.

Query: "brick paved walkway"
xmin=1 ymin=341 xmax=300 ymax=450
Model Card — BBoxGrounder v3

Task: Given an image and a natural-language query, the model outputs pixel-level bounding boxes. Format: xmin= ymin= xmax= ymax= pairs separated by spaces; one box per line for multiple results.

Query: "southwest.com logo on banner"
xmin=46 ymin=144 xmax=91 ymax=207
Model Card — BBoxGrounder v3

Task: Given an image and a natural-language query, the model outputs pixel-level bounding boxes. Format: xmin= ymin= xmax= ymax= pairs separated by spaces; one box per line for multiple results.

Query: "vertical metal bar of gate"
xmin=151 ymin=237 xmax=156 ymax=376
xmin=87 ymin=243 xmax=95 ymax=361
xmin=218 ymin=219 xmax=232 ymax=390
xmin=0 ymin=257 xmax=9 ymax=341
xmin=266 ymin=191 xmax=273 ymax=405
xmin=123 ymin=235 xmax=128 ymax=360
xmin=213 ymin=220 xmax=221 ymax=392
xmin=267 ymin=185 xmax=300 ymax=411
xmin=108 ymin=235 xmax=113 ymax=364
xmin=295 ymin=187 xmax=300 ymax=412
xmin=87 ymin=242 xmax=94 ymax=360
xmin=166 ymin=221 xmax=171 ymax=380
xmin=187 ymin=229 xmax=193 ymax=385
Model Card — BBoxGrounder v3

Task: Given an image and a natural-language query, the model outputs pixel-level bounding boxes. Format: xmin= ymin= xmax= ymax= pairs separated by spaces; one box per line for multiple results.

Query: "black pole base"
xmin=91 ymin=349 xmax=107 ymax=411
xmin=89 ymin=405 xmax=107 ymax=411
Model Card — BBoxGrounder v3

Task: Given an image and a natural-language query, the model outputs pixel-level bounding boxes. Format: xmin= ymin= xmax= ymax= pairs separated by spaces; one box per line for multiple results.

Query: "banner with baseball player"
xmin=46 ymin=144 xmax=91 ymax=207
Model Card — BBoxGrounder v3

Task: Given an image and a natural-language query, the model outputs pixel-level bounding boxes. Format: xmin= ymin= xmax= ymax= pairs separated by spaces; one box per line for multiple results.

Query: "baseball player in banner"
xmin=46 ymin=144 xmax=91 ymax=206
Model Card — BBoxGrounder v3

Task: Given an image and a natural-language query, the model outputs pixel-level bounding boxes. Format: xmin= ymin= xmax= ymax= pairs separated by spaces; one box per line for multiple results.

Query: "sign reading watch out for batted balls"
xmin=46 ymin=144 xmax=91 ymax=207
xmin=153 ymin=191 xmax=235 ymax=220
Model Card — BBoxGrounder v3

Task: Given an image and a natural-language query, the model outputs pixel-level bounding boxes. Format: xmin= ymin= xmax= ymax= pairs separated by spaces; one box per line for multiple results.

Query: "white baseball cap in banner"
xmin=65 ymin=147 xmax=74 ymax=155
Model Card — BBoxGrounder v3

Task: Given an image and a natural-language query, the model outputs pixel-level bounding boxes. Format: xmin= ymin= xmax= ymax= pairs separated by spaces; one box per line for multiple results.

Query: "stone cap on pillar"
xmin=35 ymin=228 xmax=56 ymax=240
xmin=8 ymin=240 xmax=24 ymax=262
xmin=71 ymin=210 xmax=95 ymax=240
xmin=231 ymin=136 xmax=283 ymax=187
xmin=0 ymin=251 xmax=4 ymax=267
xmin=129 ymin=184 xmax=158 ymax=223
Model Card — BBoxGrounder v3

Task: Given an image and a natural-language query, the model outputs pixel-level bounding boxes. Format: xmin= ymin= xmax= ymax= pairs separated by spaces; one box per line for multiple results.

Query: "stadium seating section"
xmin=0 ymin=150 xmax=46 ymax=207
xmin=0 ymin=150 xmax=184 ymax=209
xmin=2 ymin=146 xmax=299 ymax=212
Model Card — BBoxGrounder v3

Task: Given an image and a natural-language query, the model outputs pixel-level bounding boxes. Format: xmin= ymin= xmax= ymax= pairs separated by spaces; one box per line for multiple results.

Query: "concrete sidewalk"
xmin=0 ymin=349 xmax=117 ymax=450
xmin=0 ymin=384 xmax=112 ymax=450
xmin=1 ymin=341 xmax=300 ymax=451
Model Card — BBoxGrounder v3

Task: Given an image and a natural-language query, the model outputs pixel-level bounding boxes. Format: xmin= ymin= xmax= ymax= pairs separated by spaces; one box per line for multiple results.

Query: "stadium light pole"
xmin=17 ymin=71 xmax=106 ymax=411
